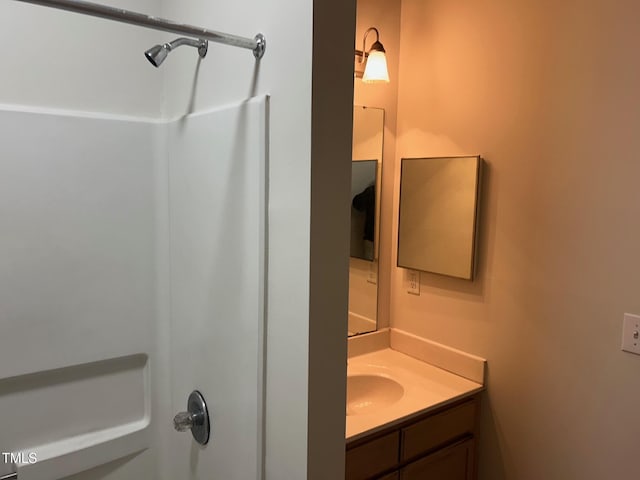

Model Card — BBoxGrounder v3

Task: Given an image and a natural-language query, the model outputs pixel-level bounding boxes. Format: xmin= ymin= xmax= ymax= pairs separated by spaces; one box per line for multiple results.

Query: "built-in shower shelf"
xmin=0 ymin=354 xmax=150 ymax=480
xmin=14 ymin=420 xmax=149 ymax=480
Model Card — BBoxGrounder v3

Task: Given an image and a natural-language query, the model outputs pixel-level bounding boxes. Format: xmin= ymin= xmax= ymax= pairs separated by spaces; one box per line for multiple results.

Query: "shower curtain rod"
xmin=14 ymin=0 xmax=266 ymax=59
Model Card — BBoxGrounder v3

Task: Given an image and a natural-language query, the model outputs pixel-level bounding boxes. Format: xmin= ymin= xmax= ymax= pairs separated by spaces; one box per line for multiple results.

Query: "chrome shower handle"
xmin=173 ymin=411 xmax=194 ymax=431
xmin=173 ymin=410 xmax=204 ymax=432
xmin=173 ymin=390 xmax=210 ymax=445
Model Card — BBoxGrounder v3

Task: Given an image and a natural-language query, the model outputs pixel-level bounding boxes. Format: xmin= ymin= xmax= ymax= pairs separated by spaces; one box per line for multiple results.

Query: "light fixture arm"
xmin=359 ymin=27 xmax=381 ymax=64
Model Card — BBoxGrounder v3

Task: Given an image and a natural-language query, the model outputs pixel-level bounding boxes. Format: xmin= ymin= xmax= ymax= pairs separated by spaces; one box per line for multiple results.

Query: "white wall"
xmin=0 ymin=0 xmax=163 ymax=117
xmin=393 ymin=0 xmax=640 ymax=478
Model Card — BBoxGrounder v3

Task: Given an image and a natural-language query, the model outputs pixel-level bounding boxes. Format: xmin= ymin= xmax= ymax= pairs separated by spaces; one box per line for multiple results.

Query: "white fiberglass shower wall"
xmin=0 ymin=2 xmax=166 ymax=478
xmin=0 ymin=22 xmax=266 ymax=480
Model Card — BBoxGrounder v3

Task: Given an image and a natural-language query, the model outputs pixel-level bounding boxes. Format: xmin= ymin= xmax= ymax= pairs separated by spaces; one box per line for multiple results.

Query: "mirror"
xmin=349 ymin=106 xmax=384 ymax=336
xmin=350 ymin=160 xmax=377 ymax=261
xmin=398 ymin=156 xmax=482 ymax=280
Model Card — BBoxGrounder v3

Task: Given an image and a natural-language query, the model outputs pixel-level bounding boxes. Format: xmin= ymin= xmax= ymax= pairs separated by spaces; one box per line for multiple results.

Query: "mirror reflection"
xmin=350 ymin=161 xmax=377 ymax=261
xmin=398 ymin=156 xmax=482 ymax=280
xmin=349 ymin=106 xmax=384 ymax=336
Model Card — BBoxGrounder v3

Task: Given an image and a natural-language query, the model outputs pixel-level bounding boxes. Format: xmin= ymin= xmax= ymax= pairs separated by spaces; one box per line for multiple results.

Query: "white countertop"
xmin=346 ymin=348 xmax=483 ymax=442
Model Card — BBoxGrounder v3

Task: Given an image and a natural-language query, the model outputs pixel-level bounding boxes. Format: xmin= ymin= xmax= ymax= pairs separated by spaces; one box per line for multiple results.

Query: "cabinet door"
xmin=401 ymin=400 xmax=476 ymax=461
xmin=346 ymin=431 xmax=400 ymax=480
xmin=401 ymin=438 xmax=474 ymax=480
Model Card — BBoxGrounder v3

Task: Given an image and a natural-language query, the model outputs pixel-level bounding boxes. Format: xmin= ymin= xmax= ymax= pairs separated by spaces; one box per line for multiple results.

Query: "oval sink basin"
xmin=346 ymin=374 xmax=404 ymax=416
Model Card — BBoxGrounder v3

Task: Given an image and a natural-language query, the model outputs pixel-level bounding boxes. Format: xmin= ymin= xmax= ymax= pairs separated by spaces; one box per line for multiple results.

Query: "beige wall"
xmin=392 ymin=0 xmax=640 ymax=478
xmin=353 ymin=0 xmax=402 ymax=329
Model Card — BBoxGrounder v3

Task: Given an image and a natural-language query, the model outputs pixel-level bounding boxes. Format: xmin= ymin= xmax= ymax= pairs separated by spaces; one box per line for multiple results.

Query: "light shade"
xmin=363 ymin=50 xmax=389 ymax=83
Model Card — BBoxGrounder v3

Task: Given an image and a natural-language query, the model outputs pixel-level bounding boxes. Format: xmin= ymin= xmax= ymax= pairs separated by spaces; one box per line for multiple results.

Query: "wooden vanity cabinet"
xmin=401 ymin=437 xmax=474 ymax=480
xmin=345 ymin=431 xmax=400 ymax=479
xmin=346 ymin=395 xmax=480 ymax=480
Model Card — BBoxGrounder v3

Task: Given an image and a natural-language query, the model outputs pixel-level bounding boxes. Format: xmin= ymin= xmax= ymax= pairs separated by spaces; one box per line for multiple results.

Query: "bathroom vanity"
xmin=346 ymin=395 xmax=479 ymax=479
xmin=345 ymin=335 xmax=485 ymax=480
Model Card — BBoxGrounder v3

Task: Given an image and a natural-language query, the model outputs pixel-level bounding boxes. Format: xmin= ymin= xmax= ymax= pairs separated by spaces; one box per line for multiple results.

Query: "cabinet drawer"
xmin=401 ymin=400 xmax=476 ymax=461
xmin=346 ymin=431 xmax=399 ymax=480
xmin=401 ymin=438 xmax=474 ymax=480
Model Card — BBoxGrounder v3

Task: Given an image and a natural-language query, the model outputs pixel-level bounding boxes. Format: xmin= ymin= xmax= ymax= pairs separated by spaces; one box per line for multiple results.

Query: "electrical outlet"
xmin=407 ymin=270 xmax=420 ymax=295
xmin=621 ymin=313 xmax=640 ymax=355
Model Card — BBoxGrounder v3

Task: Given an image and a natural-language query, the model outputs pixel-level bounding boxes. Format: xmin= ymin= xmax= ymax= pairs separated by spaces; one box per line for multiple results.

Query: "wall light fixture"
xmin=354 ymin=27 xmax=390 ymax=83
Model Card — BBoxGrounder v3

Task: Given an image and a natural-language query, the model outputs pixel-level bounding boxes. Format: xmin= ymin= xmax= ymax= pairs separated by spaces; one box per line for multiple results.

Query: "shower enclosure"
xmin=0 ymin=1 xmax=270 ymax=479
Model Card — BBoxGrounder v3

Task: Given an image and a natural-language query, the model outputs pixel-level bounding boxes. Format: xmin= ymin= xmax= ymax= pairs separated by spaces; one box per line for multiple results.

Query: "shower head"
xmin=144 ymin=37 xmax=208 ymax=67
xmin=145 ymin=44 xmax=169 ymax=67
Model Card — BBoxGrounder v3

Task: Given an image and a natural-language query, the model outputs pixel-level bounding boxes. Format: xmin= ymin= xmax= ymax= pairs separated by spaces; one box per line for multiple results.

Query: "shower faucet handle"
xmin=173 ymin=390 xmax=210 ymax=445
xmin=173 ymin=411 xmax=197 ymax=431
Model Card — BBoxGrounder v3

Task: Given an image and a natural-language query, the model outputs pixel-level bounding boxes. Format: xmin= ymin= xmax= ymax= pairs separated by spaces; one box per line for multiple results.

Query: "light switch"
xmin=407 ymin=270 xmax=420 ymax=295
xmin=621 ymin=313 xmax=640 ymax=355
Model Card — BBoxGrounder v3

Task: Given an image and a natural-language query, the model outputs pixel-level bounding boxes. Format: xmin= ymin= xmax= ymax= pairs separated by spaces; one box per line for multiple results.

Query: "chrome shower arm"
xmin=167 ymin=38 xmax=203 ymax=51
